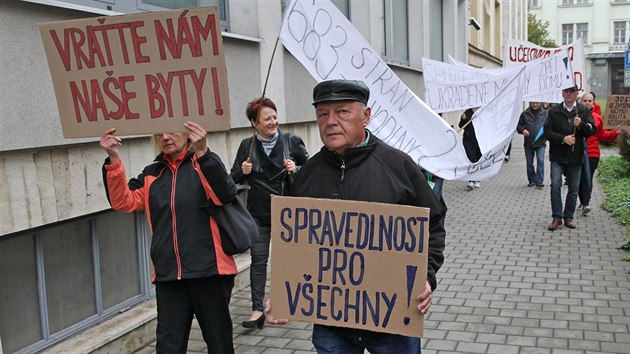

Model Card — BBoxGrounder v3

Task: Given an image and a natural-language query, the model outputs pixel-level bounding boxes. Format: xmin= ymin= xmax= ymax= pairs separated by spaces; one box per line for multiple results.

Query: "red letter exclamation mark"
xmin=211 ymin=67 xmax=223 ymax=115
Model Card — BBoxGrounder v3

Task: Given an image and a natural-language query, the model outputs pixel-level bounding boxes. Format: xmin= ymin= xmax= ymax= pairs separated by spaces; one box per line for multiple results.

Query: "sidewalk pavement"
xmin=135 ymin=134 xmax=630 ymax=354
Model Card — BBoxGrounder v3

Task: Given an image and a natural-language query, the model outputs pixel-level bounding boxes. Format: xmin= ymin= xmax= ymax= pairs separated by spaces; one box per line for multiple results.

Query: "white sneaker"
xmin=474 ymin=181 xmax=480 ymax=188
xmin=582 ymin=205 xmax=591 ymax=215
xmin=467 ymin=181 xmax=475 ymax=191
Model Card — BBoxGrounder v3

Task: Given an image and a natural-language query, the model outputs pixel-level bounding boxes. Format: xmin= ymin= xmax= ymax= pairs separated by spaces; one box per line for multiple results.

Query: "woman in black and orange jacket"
xmin=100 ymin=121 xmax=237 ymax=354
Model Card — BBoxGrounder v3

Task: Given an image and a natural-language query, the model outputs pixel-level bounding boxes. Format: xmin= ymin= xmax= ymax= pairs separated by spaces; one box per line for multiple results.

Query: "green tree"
xmin=528 ymin=13 xmax=557 ymax=47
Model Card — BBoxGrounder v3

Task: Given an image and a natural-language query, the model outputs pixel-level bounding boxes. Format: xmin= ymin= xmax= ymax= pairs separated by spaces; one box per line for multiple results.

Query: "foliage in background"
xmin=527 ymin=13 xmax=557 ymax=47
xmin=598 ymin=156 xmax=630 ymax=251
xmin=596 ymin=99 xmax=606 ymax=118
xmin=619 ymin=131 xmax=630 ymax=162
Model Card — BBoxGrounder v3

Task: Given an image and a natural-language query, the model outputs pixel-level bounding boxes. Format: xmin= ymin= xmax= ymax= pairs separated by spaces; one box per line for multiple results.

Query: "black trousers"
xmin=155 ymin=275 xmax=235 ymax=354
xmin=249 ymin=226 xmax=271 ymax=312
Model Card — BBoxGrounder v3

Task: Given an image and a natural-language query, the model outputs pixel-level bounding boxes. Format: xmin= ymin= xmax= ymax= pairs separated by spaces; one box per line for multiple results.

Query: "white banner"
xmin=504 ymin=38 xmax=586 ymax=100
xmin=279 ymin=0 xmax=525 ymax=181
xmin=423 ymin=50 xmax=574 ymax=112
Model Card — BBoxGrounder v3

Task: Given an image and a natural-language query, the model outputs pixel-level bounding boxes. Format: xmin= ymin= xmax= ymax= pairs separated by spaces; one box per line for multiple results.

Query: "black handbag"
xmin=201 ymin=184 xmax=257 ymax=255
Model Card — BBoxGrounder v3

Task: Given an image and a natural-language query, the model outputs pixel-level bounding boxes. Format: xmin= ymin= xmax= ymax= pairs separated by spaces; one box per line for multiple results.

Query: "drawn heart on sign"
xmin=303 ymin=274 xmax=312 ymax=281
xmin=106 ymin=71 xmax=113 ymax=76
xmin=97 ymin=18 xmax=105 ymax=24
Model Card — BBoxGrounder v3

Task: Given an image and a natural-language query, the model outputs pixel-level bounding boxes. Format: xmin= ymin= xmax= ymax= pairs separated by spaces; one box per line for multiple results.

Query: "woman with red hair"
xmin=231 ymin=97 xmax=309 ymax=329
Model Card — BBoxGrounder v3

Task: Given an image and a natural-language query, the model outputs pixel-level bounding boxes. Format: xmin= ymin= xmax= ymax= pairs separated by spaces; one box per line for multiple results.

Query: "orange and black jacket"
xmin=102 ymin=149 xmax=238 ymax=282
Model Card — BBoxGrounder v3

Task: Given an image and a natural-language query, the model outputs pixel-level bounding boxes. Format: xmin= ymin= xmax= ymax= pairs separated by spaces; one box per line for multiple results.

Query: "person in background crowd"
xmin=231 ymin=97 xmax=309 ymax=329
xmin=265 ymin=79 xmax=446 ymax=354
xmin=504 ymin=141 xmax=512 ymax=162
xmin=517 ymin=101 xmax=548 ymax=189
xmin=100 ymin=122 xmax=237 ymax=354
xmin=578 ymin=93 xmax=620 ymax=215
xmin=544 ymin=85 xmax=595 ymax=231
xmin=459 ymin=107 xmax=482 ymax=190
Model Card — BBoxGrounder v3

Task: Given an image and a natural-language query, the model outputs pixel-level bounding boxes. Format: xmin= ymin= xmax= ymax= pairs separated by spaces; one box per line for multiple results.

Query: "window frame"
xmin=1 ymin=211 xmax=151 ymax=354
xmin=562 ymin=23 xmax=574 ymax=45
xmin=613 ymin=20 xmax=629 ymax=44
xmin=382 ymin=0 xmax=410 ymax=66
xmin=576 ymin=22 xmax=588 ymax=43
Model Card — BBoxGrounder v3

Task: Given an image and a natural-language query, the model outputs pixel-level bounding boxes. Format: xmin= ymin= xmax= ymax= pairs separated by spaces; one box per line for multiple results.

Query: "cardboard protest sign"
xmin=39 ymin=7 xmax=230 ymax=138
xmin=270 ymin=196 xmax=430 ymax=338
xmin=603 ymin=95 xmax=630 ymax=130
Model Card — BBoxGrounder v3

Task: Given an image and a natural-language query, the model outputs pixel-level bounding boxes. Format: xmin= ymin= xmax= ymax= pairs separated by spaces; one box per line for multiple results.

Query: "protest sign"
xmin=270 ymin=196 xmax=430 ymax=338
xmin=603 ymin=95 xmax=630 ymax=130
xmin=39 ymin=7 xmax=230 ymax=138
xmin=280 ymin=0 xmax=524 ymax=181
xmin=504 ymin=38 xmax=585 ymax=101
xmin=423 ymin=50 xmax=573 ymax=113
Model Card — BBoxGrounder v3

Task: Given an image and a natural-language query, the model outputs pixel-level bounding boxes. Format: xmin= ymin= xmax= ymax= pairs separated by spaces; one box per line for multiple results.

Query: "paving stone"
xmin=283 ymin=339 xmax=314 ymax=351
xmin=235 ymin=345 xmax=265 ymax=354
xmin=423 ymin=339 xmax=458 ymax=351
xmin=601 ymin=342 xmax=630 ymax=353
xmin=437 ymin=322 xmax=467 ymax=331
xmin=455 ymin=341 xmax=488 ymax=353
xmin=568 ymin=339 xmax=601 ymax=351
xmin=475 ymin=333 xmax=506 ymax=344
xmin=506 ymin=335 xmax=538 ymax=347
xmin=536 ymin=336 xmax=568 ymax=349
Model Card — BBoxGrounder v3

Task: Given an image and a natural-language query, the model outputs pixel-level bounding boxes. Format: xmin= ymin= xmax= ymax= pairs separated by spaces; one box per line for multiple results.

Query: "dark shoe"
xmin=564 ymin=219 xmax=576 ymax=229
xmin=527 ymin=183 xmax=535 ymax=187
xmin=242 ymin=313 xmax=266 ymax=329
xmin=548 ymin=219 xmax=561 ymax=231
xmin=535 ymin=184 xmax=544 ymax=189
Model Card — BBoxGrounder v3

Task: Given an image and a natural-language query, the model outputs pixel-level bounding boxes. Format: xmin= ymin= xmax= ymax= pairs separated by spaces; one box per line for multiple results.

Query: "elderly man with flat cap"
xmin=265 ymin=79 xmax=446 ymax=353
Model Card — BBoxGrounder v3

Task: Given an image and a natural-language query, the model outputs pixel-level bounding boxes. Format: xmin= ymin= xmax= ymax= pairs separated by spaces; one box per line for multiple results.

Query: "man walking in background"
xmin=517 ymin=101 xmax=548 ymax=189
xmin=544 ymin=85 xmax=595 ymax=230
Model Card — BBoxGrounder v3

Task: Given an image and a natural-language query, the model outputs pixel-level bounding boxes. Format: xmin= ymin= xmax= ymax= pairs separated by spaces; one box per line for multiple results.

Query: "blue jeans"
xmin=524 ymin=145 xmax=545 ymax=184
xmin=312 ymin=325 xmax=421 ymax=354
xmin=550 ymin=161 xmax=581 ymax=220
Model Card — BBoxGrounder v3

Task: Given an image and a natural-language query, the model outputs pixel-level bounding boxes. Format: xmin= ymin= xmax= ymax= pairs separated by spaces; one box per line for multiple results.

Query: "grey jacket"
xmin=517 ymin=106 xmax=548 ymax=148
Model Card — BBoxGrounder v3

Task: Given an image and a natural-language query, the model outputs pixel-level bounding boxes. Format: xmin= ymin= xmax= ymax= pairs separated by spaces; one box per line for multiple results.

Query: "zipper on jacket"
xmin=169 ymin=162 xmax=183 ymax=280
xmin=340 ymin=161 xmax=346 ymax=182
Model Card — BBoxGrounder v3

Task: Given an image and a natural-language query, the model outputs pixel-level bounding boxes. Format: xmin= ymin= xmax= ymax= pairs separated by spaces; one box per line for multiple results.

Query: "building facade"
xmin=0 ymin=1 xmax=490 ymax=352
xmin=529 ymin=0 xmax=630 ymax=98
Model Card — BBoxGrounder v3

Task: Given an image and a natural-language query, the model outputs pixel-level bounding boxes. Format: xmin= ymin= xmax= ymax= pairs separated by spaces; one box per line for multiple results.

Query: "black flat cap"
xmin=312 ymin=80 xmax=370 ymax=106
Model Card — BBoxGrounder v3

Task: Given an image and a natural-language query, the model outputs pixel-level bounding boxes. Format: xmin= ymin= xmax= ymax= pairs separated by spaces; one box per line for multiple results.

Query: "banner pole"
xmin=248 ymin=36 xmax=282 ymax=161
